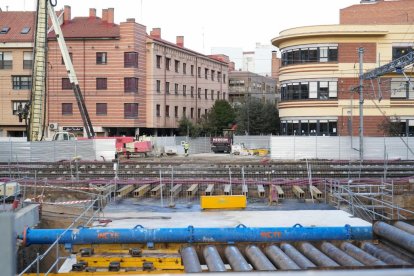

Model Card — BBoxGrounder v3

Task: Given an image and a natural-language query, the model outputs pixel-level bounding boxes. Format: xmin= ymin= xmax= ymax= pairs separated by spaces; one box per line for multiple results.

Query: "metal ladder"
xmin=28 ymin=0 xmax=48 ymax=141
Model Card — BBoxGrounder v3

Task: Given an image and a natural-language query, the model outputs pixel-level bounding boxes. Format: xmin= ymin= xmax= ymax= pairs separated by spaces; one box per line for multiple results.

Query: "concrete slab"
xmin=94 ymin=209 xmax=370 ymax=229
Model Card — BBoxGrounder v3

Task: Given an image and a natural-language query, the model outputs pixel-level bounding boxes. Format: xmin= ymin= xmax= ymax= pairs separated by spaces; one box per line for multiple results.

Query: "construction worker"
xmin=183 ymin=141 xmax=190 ymax=157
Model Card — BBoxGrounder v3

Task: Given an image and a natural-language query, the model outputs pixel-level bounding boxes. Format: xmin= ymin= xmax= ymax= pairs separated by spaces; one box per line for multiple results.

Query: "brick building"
xmin=272 ymin=0 xmax=414 ymax=137
xmin=47 ymin=6 xmax=147 ymax=137
xmin=146 ymin=28 xmax=229 ymax=135
xmin=0 ymin=11 xmax=35 ymax=137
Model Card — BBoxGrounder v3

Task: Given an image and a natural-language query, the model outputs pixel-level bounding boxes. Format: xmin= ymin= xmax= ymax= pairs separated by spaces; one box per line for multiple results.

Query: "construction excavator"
xmin=18 ymin=0 xmax=95 ymax=141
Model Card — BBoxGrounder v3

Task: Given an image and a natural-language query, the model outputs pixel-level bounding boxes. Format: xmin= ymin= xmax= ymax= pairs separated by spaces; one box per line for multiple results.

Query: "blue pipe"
xmin=21 ymin=224 xmax=372 ymax=246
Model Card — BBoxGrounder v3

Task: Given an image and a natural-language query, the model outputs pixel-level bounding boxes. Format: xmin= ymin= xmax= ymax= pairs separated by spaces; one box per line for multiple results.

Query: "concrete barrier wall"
xmin=271 ymin=136 xmax=414 ymax=160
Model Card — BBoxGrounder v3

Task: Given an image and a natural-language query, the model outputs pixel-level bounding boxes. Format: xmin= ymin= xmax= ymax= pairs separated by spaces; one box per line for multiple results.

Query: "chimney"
xmin=63 ymin=5 xmax=71 ymax=22
xmin=150 ymin=28 xmax=161 ymax=39
xmin=89 ymin=8 xmax=96 ymax=18
xmin=126 ymin=18 xmax=135 ymax=23
xmin=102 ymin=9 xmax=108 ymax=22
xmin=107 ymin=8 xmax=114 ymax=24
xmin=176 ymin=36 xmax=184 ymax=47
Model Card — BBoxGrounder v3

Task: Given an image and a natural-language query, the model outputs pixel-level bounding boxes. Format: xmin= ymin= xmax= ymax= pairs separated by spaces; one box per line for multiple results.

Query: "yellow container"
xmin=200 ymin=195 xmax=247 ymax=209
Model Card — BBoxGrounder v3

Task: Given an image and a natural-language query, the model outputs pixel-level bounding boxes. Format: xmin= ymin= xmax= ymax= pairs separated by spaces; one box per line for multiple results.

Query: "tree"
xmin=235 ymin=99 xmax=280 ymax=135
xmin=378 ymin=117 xmax=404 ymax=136
xmin=205 ymin=100 xmax=236 ymax=135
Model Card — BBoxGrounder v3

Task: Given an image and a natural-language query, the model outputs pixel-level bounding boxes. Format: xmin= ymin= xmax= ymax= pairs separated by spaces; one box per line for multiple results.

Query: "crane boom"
xmin=26 ymin=0 xmax=95 ymax=141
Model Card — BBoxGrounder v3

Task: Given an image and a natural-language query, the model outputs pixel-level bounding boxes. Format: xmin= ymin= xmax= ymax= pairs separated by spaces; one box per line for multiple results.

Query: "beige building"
xmin=272 ymin=0 xmax=414 ymax=137
xmin=0 ymin=11 xmax=34 ymax=137
xmin=146 ymin=28 xmax=229 ymax=135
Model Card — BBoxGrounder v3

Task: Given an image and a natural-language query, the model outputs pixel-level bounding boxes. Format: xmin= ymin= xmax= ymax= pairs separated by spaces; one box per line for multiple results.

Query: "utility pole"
xmin=358 ymin=48 xmax=364 ymax=161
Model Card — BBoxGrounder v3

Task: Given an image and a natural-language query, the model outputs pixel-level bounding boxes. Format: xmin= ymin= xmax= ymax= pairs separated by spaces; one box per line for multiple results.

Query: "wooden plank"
xmin=257 ymin=185 xmax=265 ymax=198
xmin=310 ymin=186 xmax=323 ymax=200
xmin=275 ymin=185 xmax=284 ymax=199
xmin=186 ymin=184 xmax=198 ymax=197
xmin=150 ymin=184 xmax=165 ymax=197
xmin=292 ymin=185 xmax=305 ymax=199
xmin=205 ymin=184 xmax=214 ymax=196
xmin=133 ymin=184 xmax=151 ymax=198
xmin=116 ymin=185 xmax=135 ymax=198
xmin=224 ymin=184 xmax=232 ymax=195
xmin=169 ymin=184 xmax=182 ymax=197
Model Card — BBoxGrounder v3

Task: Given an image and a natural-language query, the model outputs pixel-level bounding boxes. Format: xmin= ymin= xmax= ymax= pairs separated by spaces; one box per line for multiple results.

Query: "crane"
xmin=20 ymin=0 xmax=95 ymax=141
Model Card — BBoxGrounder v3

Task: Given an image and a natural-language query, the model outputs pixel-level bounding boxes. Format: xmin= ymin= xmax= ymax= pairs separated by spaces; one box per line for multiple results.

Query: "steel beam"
xmin=265 ymin=245 xmax=300 ymax=270
xmin=224 ymin=246 xmax=252 ymax=272
xmin=245 ymin=245 xmax=276 ymax=271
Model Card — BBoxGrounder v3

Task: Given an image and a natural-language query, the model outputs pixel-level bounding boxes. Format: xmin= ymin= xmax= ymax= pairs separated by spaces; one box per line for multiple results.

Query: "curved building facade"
xmin=272 ymin=24 xmax=414 ymax=137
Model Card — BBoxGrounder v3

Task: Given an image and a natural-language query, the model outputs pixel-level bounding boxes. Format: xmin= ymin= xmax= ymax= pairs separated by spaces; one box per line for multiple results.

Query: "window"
xmin=21 ymin=27 xmax=31 ymax=34
xmin=124 ymin=52 xmax=138 ymax=68
xmin=96 ymin=103 xmax=107 ymax=115
xmin=96 ymin=52 xmax=107 ymax=64
xmin=328 ymin=47 xmax=338 ymax=61
xmin=198 ymin=67 xmax=201 ymax=78
xmin=329 ymin=82 xmax=337 ymax=98
xmin=309 ymin=82 xmax=318 ymax=99
xmin=393 ymin=47 xmax=413 ymax=60
xmin=391 ymin=78 xmax=414 ymax=99
xmin=205 ymin=68 xmax=209 ymax=79
xmin=309 ymin=48 xmax=318 ymax=62
xmin=23 ymin=52 xmax=33 ymax=69
xmin=0 ymin=27 xmax=10 ymax=34
xmin=222 ymin=92 xmax=226 ymax=100
xmin=12 ymin=76 xmax=31 ymax=90
xmin=281 ymin=81 xmax=338 ymax=100
xmin=191 ymin=108 xmax=194 ymax=119
xmin=218 ymin=72 xmax=222 ymax=82
xmin=12 ymin=101 xmax=28 ymax=115
xmin=0 ymin=51 xmax=12 ymax=69
xmin=223 ymin=74 xmax=226 ymax=83
xmin=217 ymin=91 xmax=221 ymax=100
xmin=198 ymin=88 xmax=201 ymax=98
xmin=62 ymin=78 xmax=71 ymax=90
xmin=198 ymin=108 xmax=201 ymax=119
xmin=175 ymin=60 xmax=180 ymax=73
xmin=183 ymin=107 xmax=187 ymax=117
xmin=183 ymin=63 xmax=187 ymax=74
xmin=205 ymin=109 xmax=208 ymax=115
xmin=165 ymin=105 xmax=170 ymax=117
xmin=165 ymin=82 xmax=170 ymax=94
xmin=211 ymin=70 xmax=215 ymax=81
xmin=124 ymin=103 xmax=138 ymax=118
xmin=319 ymin=47 xmax=328 ymax=62
xmin=62 ymin=103 xmax=73 ymax=115
xmin=96 ymin=78 xmax=107 ymax=90
xmin=319 ymin=82 xmax=329 ymax=99
xmin=191 ymin=65 xmax=194 ymax=76
xmin=156 ymin=80 xmax=161 ymax=93
xmin=61 ymin=53 xmax=72 ymax=65
xmin=124 ymin=77 xmax=138 ymax=92
xmin=156 ymin=55 xmax=162 ymax=68
xmin=174 ymin=106 xmax=178 ymax=118
xmin=183 ymin=85 xmax=187 ymax=96
xmin=205 ymin=89 xmax=208 ymax=99
xmin=211 ymin=90 xmax=214 ymax=100
xmin=156 ymin=104 xmax=161 ymax=117
xmin=191 ymin=86 xmax=194 ymax=98
xmin=166 ymin=57 xmax=171 ymax=70
xmin=175 ymin=83 xmax=179 ymax=95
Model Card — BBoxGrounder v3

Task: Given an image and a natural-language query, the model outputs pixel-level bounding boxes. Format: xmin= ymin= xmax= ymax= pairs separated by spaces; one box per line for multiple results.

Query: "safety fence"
xmin=271 ymin=136 xmax=414 ymax=160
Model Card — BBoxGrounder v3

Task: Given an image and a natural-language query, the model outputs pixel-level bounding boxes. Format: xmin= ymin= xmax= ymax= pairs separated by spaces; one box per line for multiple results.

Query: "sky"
xmin=2 ymin=0 xmax=359 ymax=54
